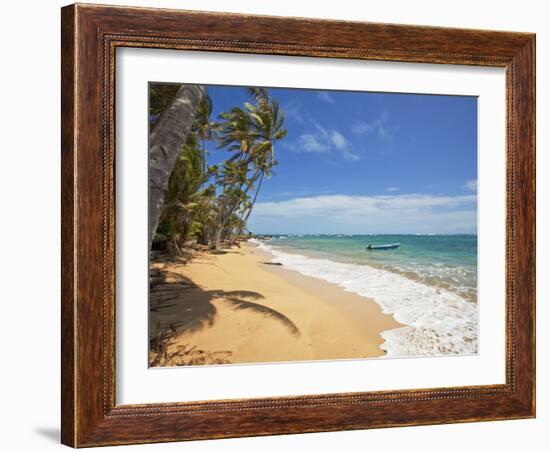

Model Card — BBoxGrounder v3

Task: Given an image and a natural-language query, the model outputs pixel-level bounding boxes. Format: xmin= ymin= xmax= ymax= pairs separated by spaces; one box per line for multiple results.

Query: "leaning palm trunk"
xmin=149 ymin=85 xmax=204 ymax=250
xmin=212 ymin=227 xmax=224 ymax=251
xmin=242 ymin=170 xmax=265 ymax=227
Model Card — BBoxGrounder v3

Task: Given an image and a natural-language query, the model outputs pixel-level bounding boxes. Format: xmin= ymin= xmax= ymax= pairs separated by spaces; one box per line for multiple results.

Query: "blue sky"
xmin=204 ymin=85 xmax=477 ymax=234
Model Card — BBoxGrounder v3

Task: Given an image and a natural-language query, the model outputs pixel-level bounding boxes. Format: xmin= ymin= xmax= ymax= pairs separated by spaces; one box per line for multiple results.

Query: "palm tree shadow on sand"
xmin=149 ymin=265 xmax=300 ymax=366
xmin=211 ymin=290 xmax=300 ymax=336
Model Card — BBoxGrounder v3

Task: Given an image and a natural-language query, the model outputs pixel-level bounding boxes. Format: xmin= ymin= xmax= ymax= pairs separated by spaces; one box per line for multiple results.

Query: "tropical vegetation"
xmin=149 ymin=84 xmax=287 ymax=254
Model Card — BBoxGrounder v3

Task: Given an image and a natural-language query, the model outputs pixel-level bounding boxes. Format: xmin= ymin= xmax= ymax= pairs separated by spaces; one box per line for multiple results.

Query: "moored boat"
xmin=366 ymin=243 xmax=400 ymax=250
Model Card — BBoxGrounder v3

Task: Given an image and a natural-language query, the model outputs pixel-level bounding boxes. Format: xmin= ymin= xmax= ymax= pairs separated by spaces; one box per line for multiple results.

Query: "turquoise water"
xmin=253 ymin=234 xmax=478 ymax=356
xmin=267 ymin=234 xmax=477 ymax=303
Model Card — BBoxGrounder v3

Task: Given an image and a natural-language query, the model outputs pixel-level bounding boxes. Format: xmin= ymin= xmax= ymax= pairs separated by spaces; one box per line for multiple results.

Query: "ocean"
xmin=251 ymin=234 xmax=478 ymax=358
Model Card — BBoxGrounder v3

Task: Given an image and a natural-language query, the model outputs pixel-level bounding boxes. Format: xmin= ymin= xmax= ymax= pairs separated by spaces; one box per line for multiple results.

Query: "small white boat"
xmin=366 ymin=243 xmax=400 ymax=250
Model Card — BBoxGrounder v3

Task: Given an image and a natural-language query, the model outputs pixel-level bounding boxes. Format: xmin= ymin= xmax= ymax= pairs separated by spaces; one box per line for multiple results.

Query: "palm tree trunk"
xmin=242 ymin=170 xmax=265 ymax=227
xmin=212 ymin=227 xmax=223 ymax=251
xmin=201 ymin=140 xmax=207 ymax=177
xmin=149 ymin=85 xmax=204 ymax=250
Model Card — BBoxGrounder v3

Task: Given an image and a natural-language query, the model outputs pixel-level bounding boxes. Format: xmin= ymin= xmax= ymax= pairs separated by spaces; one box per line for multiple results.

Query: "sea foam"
xmin=251 ymin=239 xmax=478 ymax=357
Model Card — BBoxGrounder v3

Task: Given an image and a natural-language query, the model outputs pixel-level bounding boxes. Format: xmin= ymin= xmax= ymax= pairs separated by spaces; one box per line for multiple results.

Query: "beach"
xmin=149 ymin=241 xmax=403 ymax=367
xmin=255 ymin=235 xmax=478 ymax=357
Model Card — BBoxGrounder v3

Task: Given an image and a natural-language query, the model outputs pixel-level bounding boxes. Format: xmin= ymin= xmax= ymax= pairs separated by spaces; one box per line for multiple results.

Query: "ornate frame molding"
xmin=61 ymin=4 xmax=535 ymax=447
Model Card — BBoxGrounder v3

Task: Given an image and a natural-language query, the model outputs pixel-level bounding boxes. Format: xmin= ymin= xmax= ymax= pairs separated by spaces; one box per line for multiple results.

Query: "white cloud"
xmin=282 ymin=101 xmax=305 ymax=123
xmin=464 ymin=179 xmax=477 ymax=191
xmin=317 ymin=92 xmax=335 ymax=103
xmin=352 ymin=111 xmax=390 ymax=138
xmin=386 ymin=187 xmax=399 ymax=192
xmin=330 ymin=131 xmax=347 ymax=149
xmin=289 ymin=120 xmax=360 ymax=161
xmin=295 ymin=133 xmax=329 ymax=153
xmin=250 ymin=193 xmax=477 ymax=234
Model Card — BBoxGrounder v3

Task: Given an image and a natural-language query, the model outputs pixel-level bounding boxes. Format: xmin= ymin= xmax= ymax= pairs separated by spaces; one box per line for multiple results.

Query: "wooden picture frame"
xmin=61 ymin=3 xmax=535 ymax=447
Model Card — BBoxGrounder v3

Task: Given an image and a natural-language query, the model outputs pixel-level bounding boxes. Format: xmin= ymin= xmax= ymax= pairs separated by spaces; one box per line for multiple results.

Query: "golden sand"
xmin=149 ymin=242 xmax=403 ymax=366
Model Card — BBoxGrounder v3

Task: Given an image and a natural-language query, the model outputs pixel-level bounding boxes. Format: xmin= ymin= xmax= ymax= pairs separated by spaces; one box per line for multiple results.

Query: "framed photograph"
xmin=61 ymin=3 xmax=536 ymax=447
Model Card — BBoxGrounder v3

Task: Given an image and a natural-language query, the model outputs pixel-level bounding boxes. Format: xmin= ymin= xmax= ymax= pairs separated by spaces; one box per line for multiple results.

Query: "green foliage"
xmin=148 ymin=83 xmax=180 ymax=133
xmin=152 ymin=85 xmax=287 ymax=253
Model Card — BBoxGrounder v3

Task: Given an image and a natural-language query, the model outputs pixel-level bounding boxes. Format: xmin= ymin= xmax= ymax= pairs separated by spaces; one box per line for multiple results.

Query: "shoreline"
xmin=253 ymin=237 xmax=479 ymax=357
xmin=149 ymin=241 xmax=403 ymax=367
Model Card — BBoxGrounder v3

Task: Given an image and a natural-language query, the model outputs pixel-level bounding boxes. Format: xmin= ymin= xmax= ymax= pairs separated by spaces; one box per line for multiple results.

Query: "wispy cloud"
xmin=281 ymin=100 xmax=305 ymax=123
xmin=255 ymin=193 xmax=477 ymax=217
xmin=294 ymin=133 xmax=329 ymax=153
xmin=386 ymin=187 xmax=399 ymax=192
xmin=317 ymin=92 xmax=335 ymax=104
xmin=352 ymin=111 xmax=390 ymax=138
xmin=288 ymin=120 xmax=360 ymax=161
xmin=251 ymin=193 xmax=477 ymax=234
xmin=464 ymin=179 xmax=477 ymax=191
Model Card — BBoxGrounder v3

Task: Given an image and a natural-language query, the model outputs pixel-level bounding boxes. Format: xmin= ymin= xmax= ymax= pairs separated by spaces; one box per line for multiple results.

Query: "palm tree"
xmin=149 ymin=84 xmax=180 ymax=132
xmin=154 ymin=141 xmax=207 ymax=254
xmin=209 ymin=159 xmax=250 ymax=250
xmin=191 ymin=93 xmax=215 ymax=175
xmin=241 ymin=92 xmax=287 ymax=224
xmin=149 ymin=84 xmax=287 ymax=253
xmin=149 ymin=84 xmax=204 ymax=250
xmin=210 ymin=89 xmax=287 ymax=248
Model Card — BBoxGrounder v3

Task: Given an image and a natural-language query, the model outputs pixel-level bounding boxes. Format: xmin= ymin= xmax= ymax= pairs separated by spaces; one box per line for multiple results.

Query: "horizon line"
xmin=250 ymin=232 xmax=478 ymax=236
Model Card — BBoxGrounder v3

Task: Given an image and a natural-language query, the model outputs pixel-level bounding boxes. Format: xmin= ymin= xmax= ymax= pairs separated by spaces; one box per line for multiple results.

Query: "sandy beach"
xmin=149 ymin=242 xmax=403 ymax=367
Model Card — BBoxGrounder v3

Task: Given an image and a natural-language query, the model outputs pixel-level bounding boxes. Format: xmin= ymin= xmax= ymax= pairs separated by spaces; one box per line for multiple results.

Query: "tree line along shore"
xmin=149 ymin=84 xmax=287 ymax=255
